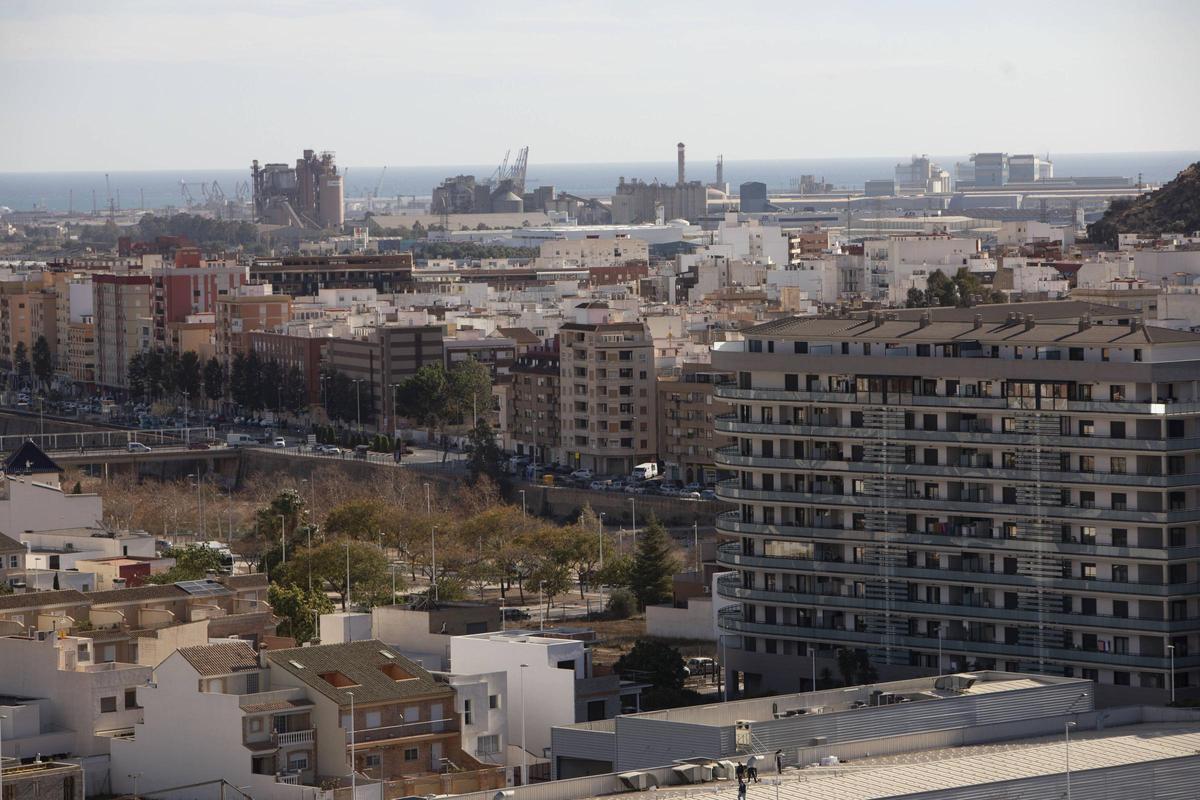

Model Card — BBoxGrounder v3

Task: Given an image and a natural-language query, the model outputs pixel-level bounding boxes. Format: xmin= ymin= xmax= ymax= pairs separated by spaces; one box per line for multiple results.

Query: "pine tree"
xmin=629 ymin=514 xmax=678 ymax=609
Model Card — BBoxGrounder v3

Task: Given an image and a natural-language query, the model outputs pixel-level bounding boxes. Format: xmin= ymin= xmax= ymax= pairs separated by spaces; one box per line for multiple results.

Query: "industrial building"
xmin=551 ymin=671 xmax=1092 ymax=776
xmin=710 ymin=304 xmax=1200 ymax=701
xmin=251 ymin=149 xmax=345 ymax=230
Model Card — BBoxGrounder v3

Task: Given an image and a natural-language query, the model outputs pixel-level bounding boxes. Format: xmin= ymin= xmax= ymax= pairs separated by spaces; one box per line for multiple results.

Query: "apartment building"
xmin=508 ymin=341 xmax=560 ymax=465
xmin=214 ymin=289 xmax=293 ymax=363
xmin=656 ymin=365 xmax=732 ymax=485
xmin=325 ymin=324 xmax=445 ymax=431
xmin=266 ymin=640 xmax=505 ymax=794
xmin=250 ymin=330 xmax=328 ymax=404
xmin=0 ymin=631 xmax=152 ymax=762
xmin=558 ymin=318 xmax=657 ymax=475
xmin=710 ymin=307 xmax=1200 ymax=701
xmin=66 ymin=317 xmax=96 ymax=387
xmin=534 ymin=236 xmax=649 ymax=269
xmin=148 ymin=250 xmax=248 ymax=349
xmin=110 ymin=640 xmax=317 ymax=797
xmin=250 ymin=253 xmax=414 ymax=296
xmin=93 ymin=274 xmax=152 ymax=390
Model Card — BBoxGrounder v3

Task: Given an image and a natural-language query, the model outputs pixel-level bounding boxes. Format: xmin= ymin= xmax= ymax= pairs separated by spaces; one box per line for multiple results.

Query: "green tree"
xmin=397 ymin=363 xmax=450 ymax=432
xmin=176 ymin=350 xmax=202 ymax=401
xmin=275 ymin=539 xmax=391 ymax=610
xmin=283 ymin=366 xmax=307 ymax=413
xmin=836 ymin=648 xmax=859 ymax=687
xmin=268 ymin=583 xmax=334 ymax=644
xmin=13 ymin=341 xmax=29 ymax=379
xmin=253 ymin=489 xmax=307 ymax=569
xmin=149 ymin=546 xmax=224 ymax=584
xmin=925 ymin=270 xmax=957 ymax=307
xmin=31 ymin=335 xmax=53 ymax=388
xmin=127 ymin=352 xmax=149 ymax=399
xmin=260 ymin=359 xmax=284 ymax=411
xmin=230 ymin=353 xmax=250 ymax=408
xmin=595 ymin=552 xmax=634 ymax=588
xmin=203 ymin=357 xmax=225 ymax=404
xmin=605 ymin=587 xmax=636 ymax=619
xmin=615 ymin=639 xmax=690 ymax=710
xmin=448 ymin=358 xmax=493 ymax=424
xmin=629 ymin=514 xmax=677 ymax=609
xmin=324 ymin=499 xmax=386 ymax=540
xmin=465 ymin=419 xmax=503 ymax=484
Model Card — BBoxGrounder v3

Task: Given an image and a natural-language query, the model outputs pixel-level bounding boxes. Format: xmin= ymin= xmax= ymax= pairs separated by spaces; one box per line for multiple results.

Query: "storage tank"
xmin=318 ymin=174 xmax=344 ymax=228
xmin=492 ymin=190 xmax=524 ymax=214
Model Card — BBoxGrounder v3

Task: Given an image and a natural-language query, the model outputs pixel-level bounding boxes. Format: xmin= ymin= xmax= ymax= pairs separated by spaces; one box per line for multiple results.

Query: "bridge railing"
xmin=0 ymin=427 xmax=218 ymax=454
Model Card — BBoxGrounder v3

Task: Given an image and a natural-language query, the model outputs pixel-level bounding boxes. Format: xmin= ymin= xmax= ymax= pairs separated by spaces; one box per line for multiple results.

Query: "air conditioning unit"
xmin=618 ymin=772 xmax=658 ymax=791
xmin=671 ymin=765 xmax=703 ymax=784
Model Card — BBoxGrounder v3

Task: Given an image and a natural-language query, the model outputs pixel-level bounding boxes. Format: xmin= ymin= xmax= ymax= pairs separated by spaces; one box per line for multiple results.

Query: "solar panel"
xmin=175 ymin=579 xmax=233 ymax=597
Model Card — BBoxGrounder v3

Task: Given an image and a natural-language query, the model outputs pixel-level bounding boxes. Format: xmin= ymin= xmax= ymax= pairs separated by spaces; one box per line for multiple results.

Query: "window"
xmin=403 ymin=748 xmax=419 ymax=761
xmin=1069 ymin=348 xmax=1084 ymax=361
xmin=463 ymin=699 xmax=473 ymax=725
xmin=1081 ymin=563 xmax=1097 ymax=580
xmin=1111 ymin=457 xmax=1126 ymax=475
xmin=1112 ymin=529 xmax=1128 ymax=548
xmin=477 ymin=734 xmax=500 ymax=756
xmin=1112 ymin=493 xmax=1127 ymax=511
xmin=1113 ymin=600 xmax=1129 ymax=618
xmin=1079 ymin=455 xmax=1094 ymax=473
xmin=365 ymin=754 xmax=382 ymax=768
xmin=249 ymin=718 xmax=263 ymax=733
xmin=1078 ymin=420 xmax=1094 ymax=437
xmin=1080 ymin=527 xmax=1096 ymax=545
xmin=1111 ymin=421 xmax=1126 ymax=439
xmin=100 ymin=696 xmax=118 ymax=713
xmin=288 ymin=754 xmax=309 ymax=771
xmin=749 ymin=340 xmax=763 ymax=353
xmin=125 ymin=688 xmax=139 ymax=709
xmin=488 ymin=694 xmax=499 ymax=710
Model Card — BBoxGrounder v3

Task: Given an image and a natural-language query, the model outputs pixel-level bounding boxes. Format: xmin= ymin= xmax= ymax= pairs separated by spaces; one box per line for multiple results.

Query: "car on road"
xmin=624 ymin=484 xmax=646 ymax=494
xmin=502 ymin=607 xmax=531 ymax=621
xmin=317 ymin=444 xmax=341 ymax=455
xmin=187 ymin=442 xmax=210 ymax=450
xmin=680 ymin=491 xmax=702 ymax=501
xmin=570 ymin=468 xmax=594 ymax=481
xmin=353 ymin=444 xmax=370 ymax=460
xmin=272 ymin=437 xmax=287 ymax=448
xmin=699 ymin=489 xmax=717 ymax=501
xmin=589 ymin=480 xmax=612 ymax=491
xmin=685 ymin=656 xmax=716 ymax=676
xmin=127 ymin=442 xmax=152 ymax=453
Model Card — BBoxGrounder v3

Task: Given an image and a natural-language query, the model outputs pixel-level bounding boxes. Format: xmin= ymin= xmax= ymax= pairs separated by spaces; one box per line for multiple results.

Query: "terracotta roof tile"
xmin=178 ymin=641 xmax=260 ymax=677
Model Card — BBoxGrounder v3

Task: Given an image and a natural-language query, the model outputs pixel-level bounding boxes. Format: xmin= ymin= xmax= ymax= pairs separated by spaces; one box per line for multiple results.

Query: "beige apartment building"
xmin=534 ymin=235 xmax=649 ymax=268
xmin=214 ymin=291 xmax=293 ymax=363
xmin=558 ymin=320 xmax=657 ymax=475
xmin=67 ymin=318 xmax=97 ymax=387
xmin=93 ymin=274 xmax=152 ymax=390
xmin=656 ymin=364 xmax=732 ymax=485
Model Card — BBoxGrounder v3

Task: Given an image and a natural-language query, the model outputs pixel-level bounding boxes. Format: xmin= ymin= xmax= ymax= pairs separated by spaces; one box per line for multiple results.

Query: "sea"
xmin=1 ymin=151 xmax=1196 ymax=213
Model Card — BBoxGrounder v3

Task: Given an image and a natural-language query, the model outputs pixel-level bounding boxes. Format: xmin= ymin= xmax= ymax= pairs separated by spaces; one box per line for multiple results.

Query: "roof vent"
xmin=1078 ymin=315 xmax=1091 ymax=332
xmin=1024 ymin=315 xmax=1035 ymax=331
xmin=1129 ymin=319 xmax=1141 ymax=332
xmin=973 ymin=314 xmax=983 ymax=330
xmin=918 ymin=312 xmax=931 ymax=329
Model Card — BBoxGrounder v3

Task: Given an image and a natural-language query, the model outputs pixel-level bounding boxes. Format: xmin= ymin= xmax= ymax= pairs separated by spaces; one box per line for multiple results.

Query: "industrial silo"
xmin=318 ymin=174 xmax=345 ymax=228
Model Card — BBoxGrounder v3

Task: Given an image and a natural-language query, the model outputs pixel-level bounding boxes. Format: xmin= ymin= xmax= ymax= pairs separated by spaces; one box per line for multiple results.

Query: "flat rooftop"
xmin=672 ymin=722 xmax=1200 ymax=800
xmin=618 ymin=672 xmax=1085 ymax=725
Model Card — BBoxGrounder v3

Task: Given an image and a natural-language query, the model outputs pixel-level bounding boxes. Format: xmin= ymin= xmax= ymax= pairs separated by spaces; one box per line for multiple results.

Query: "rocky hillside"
xmin=1088 ymin=161 xmax=1200 ymax=247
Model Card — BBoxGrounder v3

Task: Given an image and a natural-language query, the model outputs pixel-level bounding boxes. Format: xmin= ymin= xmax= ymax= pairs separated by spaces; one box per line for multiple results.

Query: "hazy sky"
xmin=3 ymin=0 xmax=1198 ymax=171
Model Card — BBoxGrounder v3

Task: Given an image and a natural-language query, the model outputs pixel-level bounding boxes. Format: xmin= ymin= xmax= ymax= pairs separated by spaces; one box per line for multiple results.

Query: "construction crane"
xmin=488 ymin=146 xmax=529 ymax=194
xmin=369 ymin=166 xmax=387 ymax=213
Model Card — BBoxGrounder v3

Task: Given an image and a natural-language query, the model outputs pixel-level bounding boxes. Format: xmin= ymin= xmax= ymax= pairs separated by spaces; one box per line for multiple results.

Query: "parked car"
xmin=317 ymin=444 xmax=342 ymax=455
xmin=570 ymin=468 xmax=594 ymax=481
xmin=699 ymin=489 xmax=717 ymax=501
xmin=353 ymin=444 xmax=370 ymax=460
xmin=680 ymin=491 xmax=702 ymax=501
xmin=589 ymin=480 xmax=612 ymax=491
xmin=127 ymin=442 xmax=152 ymax=453
xmin=272 ymin=437 xmax=287 ymax=448
xmin=187 ymin=442 xmax=210 ymax=450
xmin=686 ymin=657 xmax=716 ymax=675
xmin=624 ymin=484 xmax=646 ymax=495
xmin=502 ymin=607 xmax=531 ymax=621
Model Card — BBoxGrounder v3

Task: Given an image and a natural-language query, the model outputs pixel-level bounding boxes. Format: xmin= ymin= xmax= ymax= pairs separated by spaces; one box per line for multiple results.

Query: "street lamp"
xmin=431 ymin=526 xmax=438 ymax=603
xmin=343 ymin=541 xmax=352 ymax=613
xmin=279 ymin=514 xmax=287 ymax=564
xmin=351 ymin=379 xmax=364 ymax=431
xmin=519 ymin=664 xmax=529 ymax=786
xmin=630 ymin=497 xmax=636 ymax=531
xmin=1168 ymin=644 xmax=1176 ymax=704
xmin=539 ymin=580 xmax=546 ymax=632
xmin=390 ymin=563 xmax=398 ymax=604
xmin=519 ymin=489 xmax=526 ymax=518
xmin=1064 ymin=720 xmax=1076 ymax=800
xmin=597 ymin=512 xmax=606 ymax=611
xmin=809 ymin=644 xmax=816 ymax=693
xmin=937 ymin=625 xmax=944 ymax=676
xmin=1 ymin=712 xmax=7 ymax=800
xmin=346 ymin=690 xmax=356 ymax=799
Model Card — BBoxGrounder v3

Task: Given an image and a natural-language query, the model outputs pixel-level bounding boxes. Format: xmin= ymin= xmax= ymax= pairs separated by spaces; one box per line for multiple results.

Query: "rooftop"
xmin=178 ymin=640 xmax=260 ymax=677
xmin=266 ymin=639 xmax=446 ymax=705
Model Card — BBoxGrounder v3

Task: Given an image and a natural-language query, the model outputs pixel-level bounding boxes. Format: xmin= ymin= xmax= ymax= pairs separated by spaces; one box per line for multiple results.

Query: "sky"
xmin=2 ymin=0 xmax=1198 ymax=172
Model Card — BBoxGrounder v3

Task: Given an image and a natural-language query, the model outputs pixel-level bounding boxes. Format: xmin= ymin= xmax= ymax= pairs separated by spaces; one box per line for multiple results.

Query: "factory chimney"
xmin=677 ymin=142 xmax=686 ymax=185
xmin=716 ymin=154 xmax=724 ymax=186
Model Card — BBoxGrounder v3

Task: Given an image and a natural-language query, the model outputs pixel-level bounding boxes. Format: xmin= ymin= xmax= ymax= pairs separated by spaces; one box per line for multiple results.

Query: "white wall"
xmin=645 ymin=597 xmax=718 ymax=641
xmin=449 ymin=634 xmax=581 ymax=759
xmin=0 ymin=478 xmax=103 ymax=538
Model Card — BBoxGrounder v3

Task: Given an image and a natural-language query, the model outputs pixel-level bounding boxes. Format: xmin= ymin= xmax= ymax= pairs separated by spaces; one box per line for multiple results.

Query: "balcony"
xmin=713 ymin=540 xmax=1200 ymax=598
xmin=349 ymin=718 xmax=458 ymax=748
xmin=716 ymin=608 xmax=1200 ymax=671
xmin=275 ymin=729 xmax=314 ymax=746
xmin=714 ymin=511 xmax=1200 ymax=562
xmin=713 ymin=415 xmax=1200 ymax=453
xmin=714 ymin=480 xmax=1200 ymax=525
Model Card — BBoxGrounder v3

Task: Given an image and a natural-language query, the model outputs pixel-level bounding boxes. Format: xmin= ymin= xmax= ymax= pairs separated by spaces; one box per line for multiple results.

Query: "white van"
xmin=226 ymin=433 xmax=257 ymax=447
xmin=631 ymin=462 xmax=658 ymax=480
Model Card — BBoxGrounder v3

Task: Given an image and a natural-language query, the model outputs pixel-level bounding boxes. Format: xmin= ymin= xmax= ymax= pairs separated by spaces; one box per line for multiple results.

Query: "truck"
xmin=226 ymin=433 xmax=257 ymax=447
xmin=631 ymin=462 xmax=658 ymax=480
